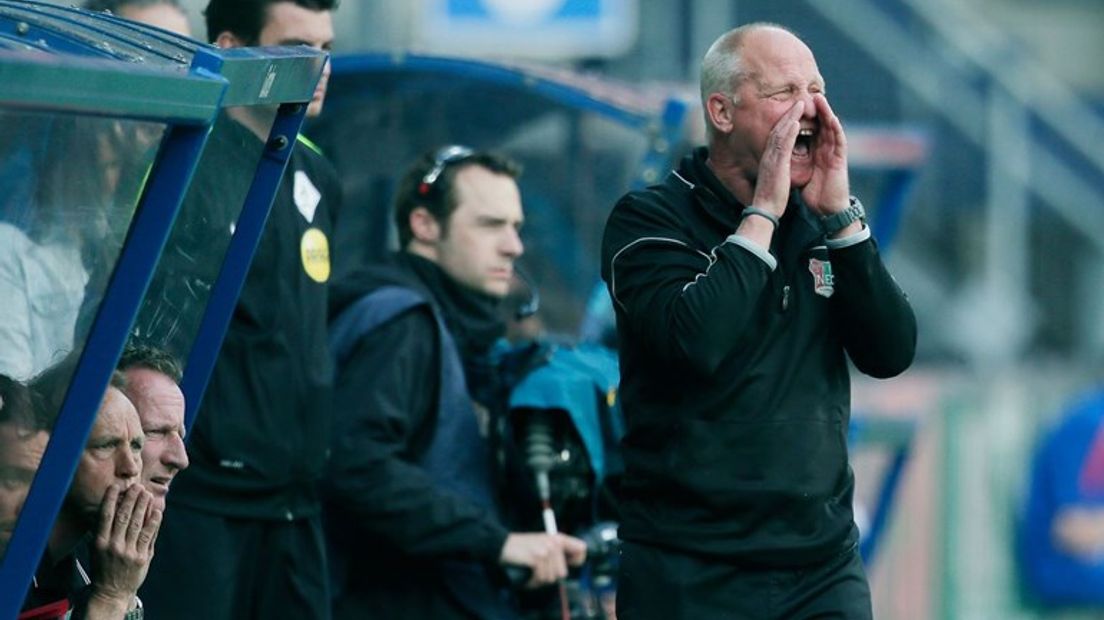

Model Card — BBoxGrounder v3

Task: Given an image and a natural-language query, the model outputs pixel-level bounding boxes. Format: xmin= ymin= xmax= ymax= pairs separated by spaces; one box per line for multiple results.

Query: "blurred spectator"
xmin=138 ymin=1 xmax=341 ymax=618
xmin=0 ymin=218 xmax=87 ymax=382
xmin=82 ymin=0 xmax=191 ymax=37
xmin=0 ymin=115 xmax=119 ymax=381
xmin=22 ymin=370 xmax=160 ymax=620
xmin=0 ymin=374 xmax=48 ymax=561
xmin=326 ymin=146 xmax=586 ymax=619
xmin=1020 ymin=388 xmax=1104 ymax=607
xmin=117 ymin=344 xmax=187 ymax=514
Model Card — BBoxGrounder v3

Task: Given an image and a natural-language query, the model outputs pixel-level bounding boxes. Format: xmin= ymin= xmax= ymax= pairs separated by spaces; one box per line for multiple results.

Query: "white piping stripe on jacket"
xmin=609 ymin=237 xmax=711 ymax=312
xmin=671 ymin=170 xmax=694 ymax=189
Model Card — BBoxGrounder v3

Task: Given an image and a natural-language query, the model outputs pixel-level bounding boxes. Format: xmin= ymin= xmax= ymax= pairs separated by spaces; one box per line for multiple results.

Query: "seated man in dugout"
xmin=22 ymin=369 xmax=161 ymax=620
xmin=117 ymin=344 xmax=189 ymax=514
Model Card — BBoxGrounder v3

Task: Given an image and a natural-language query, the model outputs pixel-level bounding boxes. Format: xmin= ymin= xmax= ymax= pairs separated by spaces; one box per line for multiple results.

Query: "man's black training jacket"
xmin=600 ymin=147 xmax=916 ymax=568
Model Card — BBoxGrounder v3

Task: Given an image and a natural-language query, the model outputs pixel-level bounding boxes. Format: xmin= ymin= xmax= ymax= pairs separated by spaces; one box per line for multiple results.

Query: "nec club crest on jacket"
xmin=808 ymin=258 xmax=834 ymax=298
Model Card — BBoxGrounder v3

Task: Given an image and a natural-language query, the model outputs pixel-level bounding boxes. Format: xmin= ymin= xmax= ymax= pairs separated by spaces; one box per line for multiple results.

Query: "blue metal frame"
xmin=180 ymin=100 xmax=313 ymax=431
xmin=0 ymin=46 xmax=226 ymax=616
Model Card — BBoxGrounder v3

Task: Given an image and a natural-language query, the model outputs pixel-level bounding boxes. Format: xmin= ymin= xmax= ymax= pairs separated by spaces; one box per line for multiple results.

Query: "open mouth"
xmin=794 ymin=127 xmax=816 ymax=158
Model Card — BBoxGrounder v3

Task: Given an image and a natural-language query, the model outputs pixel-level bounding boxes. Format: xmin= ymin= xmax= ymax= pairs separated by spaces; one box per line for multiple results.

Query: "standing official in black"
xmin=139 ymin=2 xmax=341 ymax=618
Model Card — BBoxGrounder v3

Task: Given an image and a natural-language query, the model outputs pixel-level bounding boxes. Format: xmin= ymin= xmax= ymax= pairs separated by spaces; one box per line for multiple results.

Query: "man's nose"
xmin=166 ymin=435 xmax=189 ymax=472
xmin=501 ymin=228 xmax=524 ymax=258
xmin=800 ymin=92 xmax=817 ymax=118
xmin=117 ymin=449 xmax=141 ymax=480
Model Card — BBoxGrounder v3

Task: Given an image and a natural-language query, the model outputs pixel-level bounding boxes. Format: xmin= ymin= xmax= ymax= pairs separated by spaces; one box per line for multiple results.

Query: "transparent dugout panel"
xmin=131 ymin=105 xmax=278 ymax=366
xmin=0 ymin=109 xmax=165 ymax=561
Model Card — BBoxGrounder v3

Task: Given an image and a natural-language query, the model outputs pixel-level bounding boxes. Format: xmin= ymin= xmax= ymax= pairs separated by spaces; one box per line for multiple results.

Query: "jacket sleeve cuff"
xmin=825 ymin=225 xmax=871 ymax=250
xmin=725 ymin=234 xmax=777 ymax=271
xmin=483 ymin=526 xmax=511 ymax=563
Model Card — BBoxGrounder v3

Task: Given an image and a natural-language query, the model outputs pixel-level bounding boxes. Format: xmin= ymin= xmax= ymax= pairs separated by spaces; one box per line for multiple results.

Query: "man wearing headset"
xmin=325 ymin=146 xmax=586 ymax=620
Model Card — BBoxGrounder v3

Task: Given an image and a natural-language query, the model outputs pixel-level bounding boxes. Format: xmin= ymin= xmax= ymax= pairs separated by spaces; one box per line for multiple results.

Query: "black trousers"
xmin=617 ymin=541 xmax=872 ymax=620
xmin=139 ymin=504 xmax=330 ymax=620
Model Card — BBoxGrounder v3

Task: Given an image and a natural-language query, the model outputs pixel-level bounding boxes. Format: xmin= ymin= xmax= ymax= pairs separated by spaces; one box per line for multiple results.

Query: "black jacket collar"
xmin=331 ymin=252 xmax=504 ymax=358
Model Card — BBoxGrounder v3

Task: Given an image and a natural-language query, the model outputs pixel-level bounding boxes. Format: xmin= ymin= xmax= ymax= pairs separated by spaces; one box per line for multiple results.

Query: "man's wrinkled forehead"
xmin=138 ymin=375 xmax=186 ymax=437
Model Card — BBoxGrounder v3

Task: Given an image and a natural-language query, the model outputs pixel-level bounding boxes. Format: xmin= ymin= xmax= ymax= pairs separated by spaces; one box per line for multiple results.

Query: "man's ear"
xmin=705 ymin=92 xmax=735 ymax=134
xmin=409 ymin=207 xmax=441 ymax=244
xmin=214 ymin=31 xmax=244 ymax=50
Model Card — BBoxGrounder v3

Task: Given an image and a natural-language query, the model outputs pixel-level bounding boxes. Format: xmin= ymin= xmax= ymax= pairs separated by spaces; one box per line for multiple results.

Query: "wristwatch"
xmin=820 ymin=196 xmax=866 ymax=236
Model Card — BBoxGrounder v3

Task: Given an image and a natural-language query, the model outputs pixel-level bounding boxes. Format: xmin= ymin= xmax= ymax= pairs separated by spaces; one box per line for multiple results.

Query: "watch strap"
xmin=820 ymin=196 xmax=866 ymax=236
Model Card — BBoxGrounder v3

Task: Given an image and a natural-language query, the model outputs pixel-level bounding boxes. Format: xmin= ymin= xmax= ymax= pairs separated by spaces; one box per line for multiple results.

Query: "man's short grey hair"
xmin=699 ymin=22 xmax=796 ymax=110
